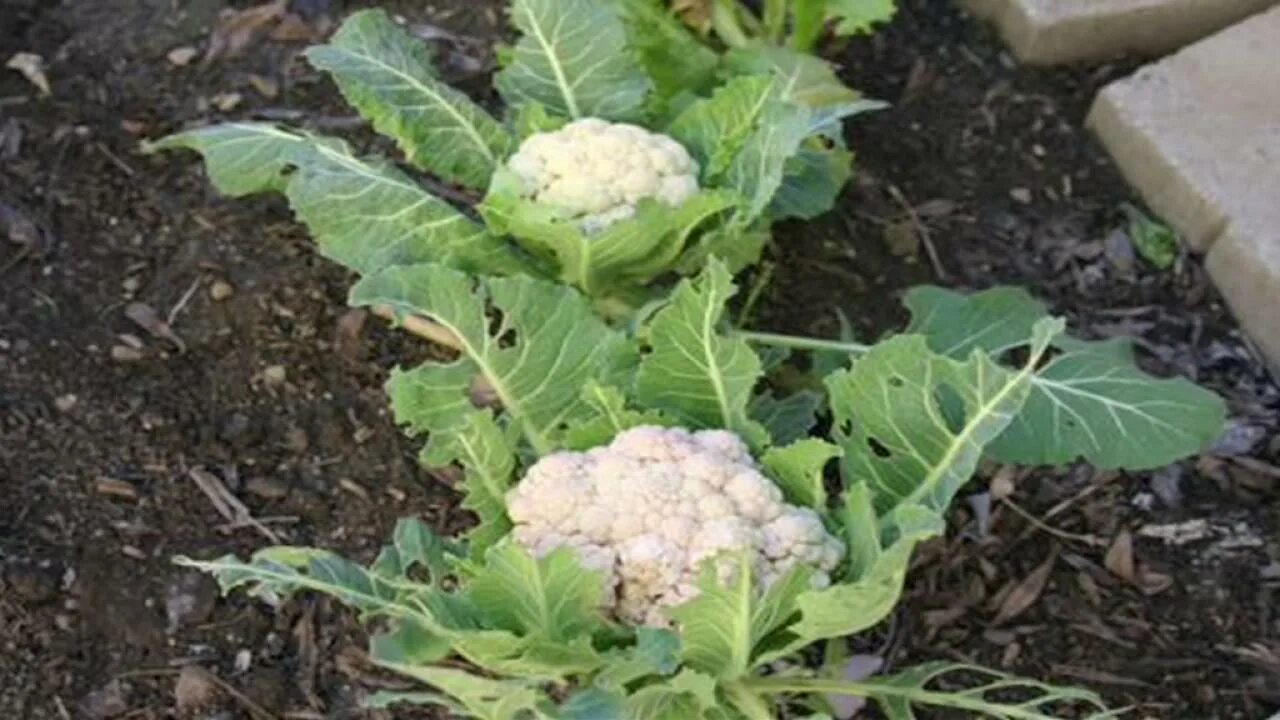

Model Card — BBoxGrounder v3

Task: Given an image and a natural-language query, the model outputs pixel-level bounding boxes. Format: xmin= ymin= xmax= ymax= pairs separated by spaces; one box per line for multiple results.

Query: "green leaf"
xmin=825 ymin=318 xmax=1063 ymax=523
xmin=351 ymin=263 xmax=626 ymax=456
xmin=174 ymin=548 xmax=452 ymax=635
xmin=790 ymin=508 xmax=943 ymax=641
xmin=509 ymin=100 xmax=568 ymax=140
xmin=306 ymin=10 xmax=512 ymax=189
xmin=722 ymin=44 xmax=858 ymax=108
xmin=864 ymin=662 xmax=1112 ymax=719
xmin=826 ymin=0 xmax=897 ymax=36
xmin=834 ymin=483 xmax=880 ymax=579
xmin=903 ymin=285 xmax=1050 ymax=359
xmin=724 ymin=101 xmax=812 ymax=225
xmin=669 ymin=556 xmax=812 ymax=678
xmin=905 ymin=285 xmax=1227 ymax=470
xmin=497 ymin=0 xmax=651 ymax=121
xmin=667 ymin=75 xmax=780 ymax=183
xmin=376 ymin=664 xmax=546 ymax=720
xmin=481 ymin=168 xmax=737 ymax=297
xmin=625 ymin=669 xmax=721 ymax=719
xmin=603 ymin=0 xmax=719 ymax=107
xmin=371 ymin=517 xmax=459 ymax=582
xmin=635 ymin=261 xmax=767 ymax=445
xmin=595 ymin=627 xmax=682 ymax=688
xmin=466 ymin=544 xmax=608 ymax=641
xmin=988 ymin=337 xmax=1227 ymax=470
xmin=144 ymin=122 xmax=297 ymax=195
xmin=770 ymin=143 xmax=854 ymax=220
xmin=562 ymin=381 xmax=676 ymax=451
xmin=675 ymin=224 xmax=770 ymax=277
xmin=746 ymin=661 xmax=1114 ymax=719
xmin=750 ymin=390 xmax=824 ymax=446
xmin=434 ymin=411 xmax=519 ymax=556
xmin=560 ymin=688 xmax=627 ymax=720
xmin=148 ymin=124 xmax=522 ymax=277
xmin=761 ymin=438 xmax=841 ymax=510
xmin=1122 ymin=203 xmax=1179 ymax=269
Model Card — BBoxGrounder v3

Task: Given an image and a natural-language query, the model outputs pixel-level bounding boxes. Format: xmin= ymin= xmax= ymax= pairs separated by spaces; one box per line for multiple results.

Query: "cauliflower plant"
xmin=505 ymin=119 xmax=701 ymax=234
xmin=506 ymin=426 xmax=845 ymax=627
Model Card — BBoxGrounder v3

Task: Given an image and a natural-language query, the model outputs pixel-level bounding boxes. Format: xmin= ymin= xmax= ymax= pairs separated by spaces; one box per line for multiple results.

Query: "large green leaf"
xmin=990 ymin=337 xmax=1226 ymax=470
xmin=351 ymin=264 xmax=626 ymax=455
xmin=669 ymin=557 xmax=813 ymax=678
xmin=148 ymin=124 xmax=523 ymax=276
xmin=466 ymin=544 xmax=607 ymax=641
xmin=635 ymin=261 xmax=767 ymax=445
xmin=481 ymin=168 xmax=737 ymax=297
xmin=825 ymin=318 xmax=1063 ymax=523
xmin=496 ymin=0 xmax=651 ymax=121
xmin=306 ymin=10 xmax=512 ymax=189
xmin=905 ymin=285 xmax=1227 ymax=469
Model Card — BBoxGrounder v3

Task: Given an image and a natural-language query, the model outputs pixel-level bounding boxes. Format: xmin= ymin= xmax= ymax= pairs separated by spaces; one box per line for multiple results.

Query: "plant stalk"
xmin=733 ymin=330 xmax=870 ymax=355
xmin=762 ymin=0 xmax=790 ymax=44
xmin=711 ymin=0 xmax=752 ymax=48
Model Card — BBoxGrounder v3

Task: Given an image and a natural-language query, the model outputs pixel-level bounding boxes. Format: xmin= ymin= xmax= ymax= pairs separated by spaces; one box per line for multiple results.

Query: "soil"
xmin=1 ymin=0 xmax=1276 ymax=718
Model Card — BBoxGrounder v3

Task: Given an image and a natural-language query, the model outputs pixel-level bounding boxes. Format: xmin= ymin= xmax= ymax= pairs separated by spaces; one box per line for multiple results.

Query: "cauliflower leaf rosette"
xmin=181 ymin=261 xmax=1117 ymax=719
xmin=146 ymin=0 xmax=880 ymax=311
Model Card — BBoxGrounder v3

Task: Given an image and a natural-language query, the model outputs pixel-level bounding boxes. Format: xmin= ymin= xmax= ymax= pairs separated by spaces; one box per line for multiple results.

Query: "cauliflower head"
xmin=504 ymin=119 xmax=700 ymax=234
xmin=506 ymin=426 xmax=845 ymax=627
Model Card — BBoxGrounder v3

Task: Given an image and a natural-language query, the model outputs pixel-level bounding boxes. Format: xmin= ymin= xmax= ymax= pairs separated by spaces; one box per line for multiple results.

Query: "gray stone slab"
xmin=1087 ymin=6 xmax=1280 ymax=251
xmin=962 ymin=0 xmax=1278 ymax=64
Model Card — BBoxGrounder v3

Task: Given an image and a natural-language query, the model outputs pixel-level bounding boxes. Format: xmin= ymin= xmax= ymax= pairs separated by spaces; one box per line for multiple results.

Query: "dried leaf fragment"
xmin=204 ymin=0 xmax=288 ymax=64
xmin=992 ymin=546 xmax=1058 ymax=626
xmin=1104 ymin=530 xmax=1135 ymax=583
xmin=6 ymin=52 xmax=51 ymax=95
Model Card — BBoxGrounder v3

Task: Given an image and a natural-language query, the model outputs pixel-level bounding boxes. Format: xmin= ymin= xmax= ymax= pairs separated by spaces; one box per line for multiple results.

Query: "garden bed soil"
xmin=2 ymin=0 xmax=1277 ymax=717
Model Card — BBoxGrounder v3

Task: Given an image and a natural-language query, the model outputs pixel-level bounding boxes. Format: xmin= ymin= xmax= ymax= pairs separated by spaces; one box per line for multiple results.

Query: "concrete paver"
xmin=1206 ymin=216 xmax=1280 ymax=370
xmin=1087 ymin=6 xmax=1280 ymax=366
xmin=962 ymin=0 xmax=1277 ymax=64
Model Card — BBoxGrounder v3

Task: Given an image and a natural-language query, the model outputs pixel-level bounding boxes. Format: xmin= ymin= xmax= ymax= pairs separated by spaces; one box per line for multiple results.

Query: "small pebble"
xmin=209 ymin=280 xmax=234 ymax=301
xmin=110 ymin=345 xmax=144 ymax=362
xmin=54 ymin=393 xmax=78 ymax=412
xmin=262 ymin=365 xmax=286 ymax=385
xmin=166 ymin=46 xmax=198 ymax=66
xmin=1009 ymin=187 xmax=1033 ymax=204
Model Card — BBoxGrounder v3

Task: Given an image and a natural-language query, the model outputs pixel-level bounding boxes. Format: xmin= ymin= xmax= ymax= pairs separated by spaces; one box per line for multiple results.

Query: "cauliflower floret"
xmin=504 ymin=119 xmax=700 ymax=234
xmin=505 ymin=426 xmax=846 ymax=627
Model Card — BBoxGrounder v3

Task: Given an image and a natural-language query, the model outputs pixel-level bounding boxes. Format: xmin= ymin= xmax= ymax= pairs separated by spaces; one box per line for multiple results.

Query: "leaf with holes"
xmin=825 ymin=318 xmax=1063 ymax=524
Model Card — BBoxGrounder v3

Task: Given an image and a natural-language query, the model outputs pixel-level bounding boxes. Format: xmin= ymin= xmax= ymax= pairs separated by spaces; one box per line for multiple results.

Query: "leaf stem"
xmin=762 ymin=0 xmax=789 ymax=44
xmin=712 ymin=0 xmax=752 ymax=48
xmin=734 ymin=330 xmax=870 ymax=355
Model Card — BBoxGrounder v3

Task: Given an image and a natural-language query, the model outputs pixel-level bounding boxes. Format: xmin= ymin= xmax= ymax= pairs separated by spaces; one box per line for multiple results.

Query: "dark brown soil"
xmin=1 ymin=1 xmax=1276 ymax=718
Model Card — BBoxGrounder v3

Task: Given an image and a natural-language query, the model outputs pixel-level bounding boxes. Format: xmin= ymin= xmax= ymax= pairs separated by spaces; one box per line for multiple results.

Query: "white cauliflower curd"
xmin=506 ymin=426 xmax=845 ymax=627
xmin=504 ymin=119 xmax=700 ymax=233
